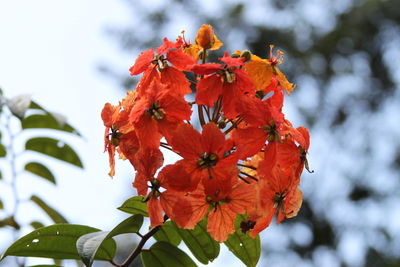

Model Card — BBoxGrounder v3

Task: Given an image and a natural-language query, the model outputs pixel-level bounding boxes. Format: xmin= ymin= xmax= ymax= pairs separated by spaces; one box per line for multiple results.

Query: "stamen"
xmin=197 ymin=152 xmax=218 ymax=169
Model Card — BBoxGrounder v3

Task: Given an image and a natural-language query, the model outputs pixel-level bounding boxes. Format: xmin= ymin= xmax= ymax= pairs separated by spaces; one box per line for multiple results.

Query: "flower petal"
xmin=129 ymin=48 xmax=154 ymax=75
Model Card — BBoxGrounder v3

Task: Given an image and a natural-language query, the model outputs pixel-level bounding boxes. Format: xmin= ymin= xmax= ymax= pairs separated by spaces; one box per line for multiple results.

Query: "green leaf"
xmin=29 ymin=100 xmax=46 ymax=111
xmin=30 ymin=195 xmax=68 ymax=223
xmin=1 ymin=224 xmax=115 ymax=261
xmin=76 ymin=215 xmax=143 ymax=267
xmin=118 ymin=196 xmax=148 ymax=216
xmin=108 ymin=214 xmax=144 ymax=236
xmin=25 ymin=137 xmax=83 ymax=168
xmin=30 ymin=221 xmax=45 ymax=229
xmin=224 ymin=214 xmax=261 ymax=267
xmin=141 ymin=241 xmax=197 ymax=267
xmin=76 ymin=232 xmax=111 ymax=267
xmin=22 ymin=114 xmax=80 ymax=136
xmin=0 ymin=199 xmax=3 ymax=209
xmin=0 ymin=144 xmax=6 ymax=157
xmin=175 ymin=219 xmax=219 ymax=264
xmin=153 ymin=221 xmax=181 ymax=246
xmin=25 ymin=162 xmax=56 ymax=184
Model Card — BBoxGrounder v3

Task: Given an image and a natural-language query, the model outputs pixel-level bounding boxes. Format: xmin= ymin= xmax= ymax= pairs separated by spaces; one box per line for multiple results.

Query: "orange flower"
xmin=129 ymin=38 xmax=195 ymax=96
xmin=244 ymin=45 xmax=295 ymax=95
xmin=191 ymin=52 xmax=255 ymax=118
xmin=129 ymin=80 xmax=192 ymax=149
xmin=207 ymin=180 xmax=255 ymax=242
xmin=133 ymin=148 xmax=188 ymax=228
xmin=246 ymin=142 xmax=303 ymax=237
xmin=172 ymin=180 xmax=255 ymax=242
xmin=161 ymin=123 xmax=237 ymax=193
xmin=101 ymin=101 xmax=137 ymax=177
xmin=195 ymin=24 xmax=223 ymax=50
xmin=232 ymin=92 xmax=285 ymax=159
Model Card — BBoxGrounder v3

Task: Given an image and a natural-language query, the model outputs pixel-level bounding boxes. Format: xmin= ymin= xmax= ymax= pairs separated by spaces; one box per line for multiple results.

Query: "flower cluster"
xmin=102 ymin=25 xmax=311 ymax=242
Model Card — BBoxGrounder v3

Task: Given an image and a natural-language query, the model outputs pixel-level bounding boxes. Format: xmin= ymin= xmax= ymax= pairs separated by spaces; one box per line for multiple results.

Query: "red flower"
xmin=161 ymin=123 xmax=237 ymax=193
xmin=172 ymin=180 xmax=255 ymax=242
xmin=191 ymin=52 xmax=255 ymax=118
xmin=129 ymin=80 xmax=192 ymax=149
xmin=133 ymin=148 xmax=189 ymax=228
xmin=129 ymin=38 xmax=196 ymax=96
xmin=232 ymin=92 xmax=284 ymax=159
xmin=247 ymin=142 xmax=303 ymax=237
xmin=101 ymin=101 xmax=137 ymax=177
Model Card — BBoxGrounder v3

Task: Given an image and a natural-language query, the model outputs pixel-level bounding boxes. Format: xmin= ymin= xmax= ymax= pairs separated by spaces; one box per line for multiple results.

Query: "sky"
xmin=0 ymin=0 xmax=133 ymax=225
xmin=0 ymin=1 xmax=250 ymax=266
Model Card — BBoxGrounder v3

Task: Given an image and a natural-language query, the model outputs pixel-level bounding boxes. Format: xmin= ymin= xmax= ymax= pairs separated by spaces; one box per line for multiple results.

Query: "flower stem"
xmin=239 ymin=171 xmax=259 ymax=181
xmin=224 ymin=117 xmax=243 ymax=134
xmin=119 ymin=225 xmax=161 ymax=267
xmin=198 ymin=104 xmax=206 ymax=126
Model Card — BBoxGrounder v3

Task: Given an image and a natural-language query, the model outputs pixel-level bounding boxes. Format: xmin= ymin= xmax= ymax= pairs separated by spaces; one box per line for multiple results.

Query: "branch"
xmin=120 ymin=225 xmax=161 ymax=267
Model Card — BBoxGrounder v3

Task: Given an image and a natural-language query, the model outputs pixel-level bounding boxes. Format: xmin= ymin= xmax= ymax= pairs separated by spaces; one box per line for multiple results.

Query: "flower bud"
xmin=7 ymin=94 xmax=32 ymax=118
xmin=196 ymin=24 xmax=214 ymax=49
xmin=195 ymin=24 xmax=223 ymax=50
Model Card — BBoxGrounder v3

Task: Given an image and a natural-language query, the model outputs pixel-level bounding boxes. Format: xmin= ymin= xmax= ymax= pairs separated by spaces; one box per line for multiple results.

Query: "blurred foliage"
xmin=0 ymin=91 xmax=83 ymax=266
xmin=102 ymin=0 xmax=400 ymax=266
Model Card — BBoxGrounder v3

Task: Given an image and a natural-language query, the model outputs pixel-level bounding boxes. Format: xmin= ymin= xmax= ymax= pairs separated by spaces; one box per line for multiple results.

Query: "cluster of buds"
xmin=102 ymin=25 xmax=311 ymax=242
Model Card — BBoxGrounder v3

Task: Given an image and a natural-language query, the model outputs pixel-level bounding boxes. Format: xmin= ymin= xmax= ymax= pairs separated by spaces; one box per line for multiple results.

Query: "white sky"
xmin=0 ymin=0 xmax=134 ymax=227
xmin=0 ymin=1 xmax=252 ymax=266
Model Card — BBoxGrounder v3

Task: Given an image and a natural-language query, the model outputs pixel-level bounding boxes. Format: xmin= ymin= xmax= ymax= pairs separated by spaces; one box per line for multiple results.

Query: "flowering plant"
xmin=2 ymin=25 xmax=311 ymax=267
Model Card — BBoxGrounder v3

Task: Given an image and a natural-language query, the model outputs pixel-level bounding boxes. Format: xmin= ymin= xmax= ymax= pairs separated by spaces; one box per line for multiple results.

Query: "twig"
xmin=224 ymin=117 xmax=243 ymax=134
xmin=198 ymin=105 xmax=206 ymax=126
xmin=239 ymin=171 xmax=259 ymax=181
xmin=109 ymin=259 xmax=120 ymax=266
xmin=203 ymin=105 xmax=211 ymax=122
xmin=212 ymin=96 xmax=222 ymax=122
xmin=119 ymin=226 xmax=161 ymax=267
